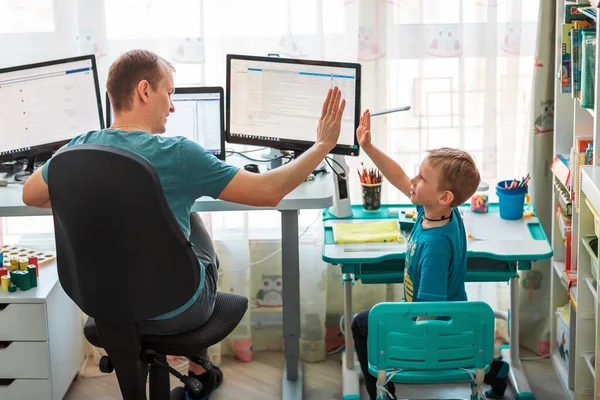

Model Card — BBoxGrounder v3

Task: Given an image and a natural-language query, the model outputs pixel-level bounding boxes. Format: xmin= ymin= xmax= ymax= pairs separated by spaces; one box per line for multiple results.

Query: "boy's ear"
xmin=439 ymin=190 xmax=454 ymax=206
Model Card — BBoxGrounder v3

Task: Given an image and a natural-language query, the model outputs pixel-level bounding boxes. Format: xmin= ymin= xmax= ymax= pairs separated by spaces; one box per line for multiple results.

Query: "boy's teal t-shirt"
xmin=41 ymin=129 xmax=240 ymax=319
xmin=403 ymin=206 xmax=468 ymax=302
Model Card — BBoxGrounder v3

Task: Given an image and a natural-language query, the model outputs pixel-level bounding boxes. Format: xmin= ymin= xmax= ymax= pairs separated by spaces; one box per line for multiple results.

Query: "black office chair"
xmin=47 ymin=144 xmax=248 ymax=400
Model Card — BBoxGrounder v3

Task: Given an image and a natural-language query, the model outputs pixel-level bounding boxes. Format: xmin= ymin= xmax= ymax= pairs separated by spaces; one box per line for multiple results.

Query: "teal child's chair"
xmin=368 ymin=301 xmax=495 ymax=400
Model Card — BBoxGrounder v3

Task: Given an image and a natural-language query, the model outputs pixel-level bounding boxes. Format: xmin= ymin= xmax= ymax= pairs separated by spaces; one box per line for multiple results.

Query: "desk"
xmin=0 ymin=257 xmax=82 ymax=400
xmin=0 ymin=168 xmax=334 ymax=400
xmin=322 ymin=204 xmax=552 ymax=400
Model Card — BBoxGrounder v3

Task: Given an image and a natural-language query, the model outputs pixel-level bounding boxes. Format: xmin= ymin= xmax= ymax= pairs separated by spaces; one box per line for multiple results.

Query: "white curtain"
xmin=0 ymin=0 xmax=540 ymax=363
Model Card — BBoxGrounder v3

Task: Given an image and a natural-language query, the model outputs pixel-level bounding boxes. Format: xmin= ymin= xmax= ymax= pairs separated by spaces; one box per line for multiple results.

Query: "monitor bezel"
xmin=225 ymin=54 xmax=361 ymax=157
xmin=0 ymin=54 xmax=104 ymax=163
xmin=106 ymin=86 xmax=226 ymax=161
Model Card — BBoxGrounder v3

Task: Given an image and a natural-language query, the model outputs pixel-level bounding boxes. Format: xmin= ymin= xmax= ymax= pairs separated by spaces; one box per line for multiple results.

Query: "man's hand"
xmin=356 ymin=109 xmax=372 ymax=149
xmin=316 ymin=87 xmax=346 ymax=151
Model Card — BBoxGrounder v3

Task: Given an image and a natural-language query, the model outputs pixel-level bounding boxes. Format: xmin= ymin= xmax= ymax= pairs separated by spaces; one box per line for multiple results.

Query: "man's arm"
xmin=219 ymin=87 xmax=346 ymax=207
xmin=219 ymin=142 xmax=331 ymax=207
xmin=22 ymin=168 xmax=51 ymax=208
xmin=356 ymin=110 xmax=411 ymax=198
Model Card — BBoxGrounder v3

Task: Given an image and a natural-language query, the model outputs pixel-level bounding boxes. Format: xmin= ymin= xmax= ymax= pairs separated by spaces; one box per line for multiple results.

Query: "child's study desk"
xmin=322 ymin=204 xmax=552 ymax=400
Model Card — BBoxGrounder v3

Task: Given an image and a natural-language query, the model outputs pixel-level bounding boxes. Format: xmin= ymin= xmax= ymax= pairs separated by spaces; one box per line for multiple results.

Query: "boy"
xmin=350 ymin=110 xmax=482 ymax=399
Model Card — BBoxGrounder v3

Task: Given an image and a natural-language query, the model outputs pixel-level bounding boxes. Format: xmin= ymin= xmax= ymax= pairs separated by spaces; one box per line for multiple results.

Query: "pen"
xmin=371 ymin=106 xmax=411 ymax=116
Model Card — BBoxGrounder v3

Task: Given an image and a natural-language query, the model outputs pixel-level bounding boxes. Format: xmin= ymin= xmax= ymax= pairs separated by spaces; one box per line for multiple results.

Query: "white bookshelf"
xmin=551 ymin=1 xmax=600 ymax=399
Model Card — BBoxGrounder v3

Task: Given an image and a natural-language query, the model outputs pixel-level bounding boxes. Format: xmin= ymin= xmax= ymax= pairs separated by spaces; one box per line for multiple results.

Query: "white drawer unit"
xmin=0 ymin=263 xmax=83 ymax=400
xmin=0 ymin=303 xmax=47 ymax=340
xmin=0 ymin=379 xmax=53 ymax=400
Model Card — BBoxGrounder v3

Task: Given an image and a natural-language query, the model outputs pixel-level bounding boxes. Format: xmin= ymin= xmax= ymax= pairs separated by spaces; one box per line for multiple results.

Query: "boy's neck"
xmin=421 ymin=204 xmax=453 ymax=228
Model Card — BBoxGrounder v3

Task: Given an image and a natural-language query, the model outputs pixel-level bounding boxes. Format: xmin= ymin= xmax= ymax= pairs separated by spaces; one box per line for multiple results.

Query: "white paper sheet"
xmin=463 ymin=211 xmax=524 ymax=241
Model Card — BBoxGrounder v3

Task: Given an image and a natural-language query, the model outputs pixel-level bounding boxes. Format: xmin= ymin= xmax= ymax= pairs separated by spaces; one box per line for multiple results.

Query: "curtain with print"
xmin=0 ymin=0 xmax=540 ymax=366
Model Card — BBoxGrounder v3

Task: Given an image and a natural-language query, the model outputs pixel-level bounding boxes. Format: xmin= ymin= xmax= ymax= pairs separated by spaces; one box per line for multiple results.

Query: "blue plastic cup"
xmin=496 ymin=180 xmax=527 ymax=220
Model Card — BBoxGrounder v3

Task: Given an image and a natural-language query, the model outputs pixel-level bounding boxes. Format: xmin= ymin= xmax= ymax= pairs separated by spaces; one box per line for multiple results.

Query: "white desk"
xmin=0 ymin=169 xmax=334 ymax=400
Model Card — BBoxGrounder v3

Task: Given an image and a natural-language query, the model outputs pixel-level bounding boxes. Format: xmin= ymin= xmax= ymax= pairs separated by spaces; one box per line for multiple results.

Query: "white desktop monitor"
xmin=0 ymin=55 xmax=104 ymax=164
xmin=226 ymin=54 xmax=361 ymax=156
xmin=106 ymin=87 xmax=226 ymax=160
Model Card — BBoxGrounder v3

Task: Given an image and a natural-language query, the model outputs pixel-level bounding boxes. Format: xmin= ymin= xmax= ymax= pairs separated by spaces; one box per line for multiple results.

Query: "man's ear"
xmin=136 ymin=80 xmax=151 ymax=104
xmin=439 ymin=190 xmax=454 ymax=206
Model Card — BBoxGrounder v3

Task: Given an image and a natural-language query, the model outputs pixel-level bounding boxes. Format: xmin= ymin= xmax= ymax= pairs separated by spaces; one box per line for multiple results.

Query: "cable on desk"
xmin=225 ymin=147 xmax=267 ymax=154
xmin=225 ymin=150 xmax=292 ymax=163
xmin=218 ymin=212 xmax=321 ymax=276
xmin=324 ymin=156 xmax=347 ymax=180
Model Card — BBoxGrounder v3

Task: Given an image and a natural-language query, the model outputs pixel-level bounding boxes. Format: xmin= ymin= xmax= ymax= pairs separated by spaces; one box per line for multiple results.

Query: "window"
xmin=0 ymin=0 xmax=54 ymax=34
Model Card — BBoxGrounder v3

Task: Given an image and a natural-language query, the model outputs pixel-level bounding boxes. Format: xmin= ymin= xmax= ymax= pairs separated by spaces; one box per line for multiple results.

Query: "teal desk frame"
xmin=322 ymin=204 xmax=553 ymax=400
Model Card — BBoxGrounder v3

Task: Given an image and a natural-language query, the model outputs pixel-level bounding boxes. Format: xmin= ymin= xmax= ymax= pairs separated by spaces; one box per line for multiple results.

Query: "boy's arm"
xmin=362 ymin=144 xmax=411 ymax=198
xmin=356 ymin=110 xmax=411 ymax=197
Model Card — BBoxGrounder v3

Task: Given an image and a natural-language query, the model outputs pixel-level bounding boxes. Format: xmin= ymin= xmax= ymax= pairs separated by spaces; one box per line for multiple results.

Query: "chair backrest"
xmin=48 ymin=145 xmax=200 ymax=322
xmin=368 ymin=301 xmax=494 ymax=371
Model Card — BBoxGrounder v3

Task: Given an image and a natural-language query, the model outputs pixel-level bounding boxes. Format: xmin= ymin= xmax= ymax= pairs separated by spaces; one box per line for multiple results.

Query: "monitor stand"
xmin=14 ymin=156 xmax=38 ymax=182
xmin=261 ymin=148 xmax=300 ymax=170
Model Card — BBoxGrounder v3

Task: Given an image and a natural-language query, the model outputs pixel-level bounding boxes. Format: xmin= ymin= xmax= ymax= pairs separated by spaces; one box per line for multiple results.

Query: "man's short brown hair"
xmin=425 ymin=147 xmax=481 ymax=207
xmin=106 ymin=49 xmax=174 ymax=112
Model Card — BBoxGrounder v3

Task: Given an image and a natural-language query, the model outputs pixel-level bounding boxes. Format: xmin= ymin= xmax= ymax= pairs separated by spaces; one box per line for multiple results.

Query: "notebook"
xmin=332 ymin=220 xmax=405 ymax=244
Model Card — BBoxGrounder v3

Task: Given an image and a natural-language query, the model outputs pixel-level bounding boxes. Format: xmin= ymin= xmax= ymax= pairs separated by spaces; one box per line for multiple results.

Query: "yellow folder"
xmin=332 ymin=220 xmax=405 ymax=244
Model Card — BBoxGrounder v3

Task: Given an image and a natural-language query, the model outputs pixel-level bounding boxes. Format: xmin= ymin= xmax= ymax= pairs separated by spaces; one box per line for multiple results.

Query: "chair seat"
xmin=84 ymin=292 xmax=248 ymax=356
xmin=368 ymin=363 xmax=491 ymax=384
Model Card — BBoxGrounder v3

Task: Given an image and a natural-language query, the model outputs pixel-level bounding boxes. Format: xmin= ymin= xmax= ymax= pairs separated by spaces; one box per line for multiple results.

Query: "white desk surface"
xmin=322 ymin=212 xmax=553 ymax=263
xmin=0 ymin=162 xmax=334 ymax=217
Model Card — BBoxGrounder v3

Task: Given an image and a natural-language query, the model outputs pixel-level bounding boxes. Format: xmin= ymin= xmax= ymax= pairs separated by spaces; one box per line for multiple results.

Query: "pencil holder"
xmin=496 ymin=180 xmax=527 ymax=220
xmin=361 ymin=183 xmax=382 ymax=211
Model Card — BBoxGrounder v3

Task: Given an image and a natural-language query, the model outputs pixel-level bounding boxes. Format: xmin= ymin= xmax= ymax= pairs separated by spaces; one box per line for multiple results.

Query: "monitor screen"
xmin=106 ymin=86 xmax=225 ymax=160
xmin=226 ymin=54 xmax=361 ymax=156
xmin=0 ymin=55 xmax=104 ymax=162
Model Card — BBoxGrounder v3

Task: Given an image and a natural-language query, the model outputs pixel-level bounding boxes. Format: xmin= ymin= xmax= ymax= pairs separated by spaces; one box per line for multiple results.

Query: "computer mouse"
xmin=244 ymin=164 xmax=260 ymax=173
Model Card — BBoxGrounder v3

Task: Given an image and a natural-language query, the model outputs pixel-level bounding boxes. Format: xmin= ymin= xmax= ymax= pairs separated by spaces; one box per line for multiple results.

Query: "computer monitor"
xmin=226 ymin=54 xmax=361 ymax=157
xmin=106 ymin=86 xmax=226 ymax=160
xmin=0 ymin=55 xmax=104 ymax=174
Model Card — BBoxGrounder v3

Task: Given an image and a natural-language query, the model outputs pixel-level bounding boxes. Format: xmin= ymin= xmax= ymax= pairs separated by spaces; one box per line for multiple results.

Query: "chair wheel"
xmin=99 ymin=356 xmax=114 ymax=373
xmin=170 ymin=386 xmax=186 ymax=400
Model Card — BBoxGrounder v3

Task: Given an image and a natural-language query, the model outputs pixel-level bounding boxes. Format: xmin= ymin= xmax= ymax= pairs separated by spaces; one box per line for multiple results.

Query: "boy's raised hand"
xmin=356 ymin=109 xmax=371 ymax=149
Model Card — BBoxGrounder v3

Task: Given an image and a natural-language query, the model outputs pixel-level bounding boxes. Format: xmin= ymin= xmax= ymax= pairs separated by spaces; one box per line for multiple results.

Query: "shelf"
xmin=582 ymin=236 xmax=599 ymax=277
xmin=579 ymin=98 xmax=596 ymax=117
xmin=584 ymin=275 xmax=598 ymax=315
xmin=585 ymin=352 xmax=596 ymax=379
xmin=585 ymin=275 xmax=598 ymax=302
xmin=554 ymin=261 xmax=569 ymax=290
xmin=552 ymin=353 xmax=575 ymax=400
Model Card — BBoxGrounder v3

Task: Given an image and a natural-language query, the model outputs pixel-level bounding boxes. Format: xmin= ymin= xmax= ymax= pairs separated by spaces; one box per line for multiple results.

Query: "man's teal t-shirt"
xmin=41 ymin=129 xmax=239 ymax=319
xmin=403 ymin=206 xmax=468 ymax=302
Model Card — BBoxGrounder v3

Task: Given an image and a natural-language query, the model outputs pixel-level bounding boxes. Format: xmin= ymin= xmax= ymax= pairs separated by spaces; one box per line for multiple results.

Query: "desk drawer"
xmin=0 ymin=341 xmax=50 ymax=379
xmin=0 ymin=303 xmax=47 ymax=340
xmin=0 ymin=378 xmax=51 ymax=400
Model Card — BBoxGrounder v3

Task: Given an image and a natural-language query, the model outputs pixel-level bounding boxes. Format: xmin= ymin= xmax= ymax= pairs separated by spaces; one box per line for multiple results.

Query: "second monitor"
xmin=226 ymin=54 xmax=361 ymax=157
xmin=106 ymin=86 xmax=225 ymax=160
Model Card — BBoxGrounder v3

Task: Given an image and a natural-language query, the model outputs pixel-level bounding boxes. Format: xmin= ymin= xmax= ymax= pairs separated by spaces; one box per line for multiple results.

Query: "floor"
xmin=64 ymin=350 xmax=564 ymax=400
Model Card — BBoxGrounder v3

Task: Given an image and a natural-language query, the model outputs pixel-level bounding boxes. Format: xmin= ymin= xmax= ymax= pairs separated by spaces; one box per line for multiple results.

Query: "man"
xmin=22 ymin=49 xmax=346 ymax=398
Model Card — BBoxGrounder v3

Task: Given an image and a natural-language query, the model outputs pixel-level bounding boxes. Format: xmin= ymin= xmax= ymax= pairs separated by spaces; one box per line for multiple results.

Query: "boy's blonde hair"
xmin=425 ymin=147 xmax=481 ymax=207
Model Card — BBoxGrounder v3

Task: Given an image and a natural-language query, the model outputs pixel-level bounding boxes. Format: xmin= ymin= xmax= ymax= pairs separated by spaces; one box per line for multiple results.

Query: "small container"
xmin=361 ymin=183 xmax=382 ymax=211
xmin=497 ymin=180 xmax=527 ymax=220
xmin=470 ymin=182 xmax=490 ymax=213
